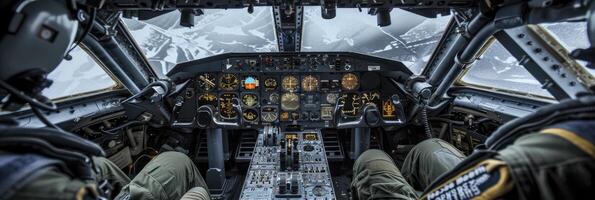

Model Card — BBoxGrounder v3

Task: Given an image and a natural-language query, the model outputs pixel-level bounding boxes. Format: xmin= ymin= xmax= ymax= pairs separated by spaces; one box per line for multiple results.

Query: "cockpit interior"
xmin=1 ymin=0 xmax=595 ymax=199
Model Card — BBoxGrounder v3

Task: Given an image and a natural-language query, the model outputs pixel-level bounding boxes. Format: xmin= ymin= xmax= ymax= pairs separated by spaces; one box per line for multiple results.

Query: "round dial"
xmin=326 ymin=93 xmax=339 ymax=104
xmin=341 ymin=73 xmax=359 ymax=90
xmin=243 ymin=109 xmax=259 ymax=122
xmin=269 ymin=92 xmax=280 ymax=104
xmin=243 ymin=76 xmax=259 ymax=90
xmin=281 ymin=93 xmax=300 ymax=111
xmin=264 ymin=78 xmax=278 ymax=91
xmin=301 ymin=75 xmax=319 ymax=92
xmin=282 ymin=76 xmax=299 ymax=92
xmin=197 ymin=93 xmax=217 ymax=107
xmin=196 ymin=73 xmax=216 ymax=91
xmin=261 ymin=107 xmax=278 ymax=123
xmin=338 ymin=93 xmax=362 ymax=117
xmin=241 ymin=93 xmax=258 ymax=107
xmin=220 ymin=74 xmax=239 ymax=90
xmin=219 ymin=93 xmax=238 ymax=119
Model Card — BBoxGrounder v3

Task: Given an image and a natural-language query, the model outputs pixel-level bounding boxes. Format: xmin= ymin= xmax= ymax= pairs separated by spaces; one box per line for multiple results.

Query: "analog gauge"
xmin=264 ymin=77 xmax=278 ymax=91
xmin=338 ymin=93 xmax=362 ymax=117
xmin=282 ymin=75 xmax=299 ymax=92
xmin=261 ymin=106 xmax=278 ymax=123
xmin=196 ymin=73 xmax=216 ymax=91
xmin=197 ymin=93 xmax=217 ymax=107
xmin=301 ymin=75 xmax=319 ymax=92
xmin=326 ymin=93 xmax=339 ymax=104
xmin=341 ymin=73 xmax=359 ymax=90
xmin=219 ymin=93 xmax=238 ymax=119
xmin=269 ymin=92 xmax=280 ymax=104
xmin=281 ymin=93 xmax=300 ymax=111
xmin=243 ymin=109 xmax=259 ymax=122
xmin=219 ymin=74 xmax=239 ymax=90
xmin=243 ymin=76 xmax=259 ymax=90
xmin=362 ymin=91 xmax=381 ymax=106
xmin=241 ymin=93 xmax=258 ymax=107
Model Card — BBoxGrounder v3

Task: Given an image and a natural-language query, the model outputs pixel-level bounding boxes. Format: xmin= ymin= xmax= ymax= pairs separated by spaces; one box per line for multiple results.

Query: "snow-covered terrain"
xmin=43 ymin=46 xmax=116 ymax=99
xmin=301 ymin=7 xmax=451 ymax=74
xmin=462 ymin=40 xmax=552 ymax=97
xmin=122 ymin=7 xmax=278 ymax=74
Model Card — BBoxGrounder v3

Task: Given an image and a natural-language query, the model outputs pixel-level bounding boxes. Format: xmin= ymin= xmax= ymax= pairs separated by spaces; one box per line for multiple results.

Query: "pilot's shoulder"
xmin=539 ymin=120 xmax=595 ymax=158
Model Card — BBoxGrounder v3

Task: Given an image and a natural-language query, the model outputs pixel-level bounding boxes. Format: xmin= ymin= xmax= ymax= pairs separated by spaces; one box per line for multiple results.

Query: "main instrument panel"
xmin=170 ymin=52 xmax=411 ymax=129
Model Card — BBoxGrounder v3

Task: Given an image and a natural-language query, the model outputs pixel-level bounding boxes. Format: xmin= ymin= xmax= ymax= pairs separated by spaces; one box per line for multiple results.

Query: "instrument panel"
xmin=169 ymin=52 xmax=411 ymax=128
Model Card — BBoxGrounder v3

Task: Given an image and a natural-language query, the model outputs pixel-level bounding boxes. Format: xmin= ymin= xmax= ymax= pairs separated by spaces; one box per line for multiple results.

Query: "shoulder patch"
xmin=423 ymin=159 xmax=513 ymax=200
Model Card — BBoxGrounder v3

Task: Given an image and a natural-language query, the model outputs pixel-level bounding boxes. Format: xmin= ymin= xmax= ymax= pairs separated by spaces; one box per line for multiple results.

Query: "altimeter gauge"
xmin=220 ymin=74 xmax=239 ymax=90
xmin=281 ymin=93 xmax=300 ymax=111
xmin=243 ymin=109 xmax=259 ymax=122
xmin=341 ymin=73 xmax=359 ymax=90
xmin=264 ymin=77 xmax=278 ymax=91
xmin=301 ymin=75 xmax=319 ymax=92
xmin=242 ymin=93 xmax=259 ymax=107
xmin=197 ymin=73 xmax=216 ymax=91
xmin=282 ymin=75 xmax=299 ymax=92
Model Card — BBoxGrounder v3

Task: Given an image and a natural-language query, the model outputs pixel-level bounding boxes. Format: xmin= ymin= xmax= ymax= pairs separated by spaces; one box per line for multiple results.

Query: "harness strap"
xmin=0 ymin=153 xmax=61 ymax=200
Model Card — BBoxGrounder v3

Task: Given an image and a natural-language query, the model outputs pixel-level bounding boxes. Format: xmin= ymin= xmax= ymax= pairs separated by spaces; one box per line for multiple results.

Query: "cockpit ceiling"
xmin=122 ymin=7 xmax=452 ymax=75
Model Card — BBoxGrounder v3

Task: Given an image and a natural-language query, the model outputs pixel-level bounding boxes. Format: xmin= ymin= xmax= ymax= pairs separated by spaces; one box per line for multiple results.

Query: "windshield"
xmin=302 ymin=7 xmax=452 ymax=74
xmin=123 ymin=7 xmax=451 ymax=75
xmin=122 ymin=7 xmax=278 ymax=74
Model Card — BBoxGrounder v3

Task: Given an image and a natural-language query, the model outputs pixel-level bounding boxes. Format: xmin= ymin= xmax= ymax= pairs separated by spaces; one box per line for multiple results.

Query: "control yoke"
xmin=197 ymin=98 xmax=243 ymax=128
xmin=333 ymin=95 xmax=405 ymax=129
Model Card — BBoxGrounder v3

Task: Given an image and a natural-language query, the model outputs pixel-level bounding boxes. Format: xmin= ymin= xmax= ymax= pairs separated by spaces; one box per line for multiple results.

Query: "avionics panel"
xmin=168 ymin=52 xmax=410 ymax=129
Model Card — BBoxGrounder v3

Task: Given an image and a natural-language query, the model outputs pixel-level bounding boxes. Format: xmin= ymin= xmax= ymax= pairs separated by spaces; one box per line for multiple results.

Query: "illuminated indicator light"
xmin=383 ymin=100 xmax=396 ymax=118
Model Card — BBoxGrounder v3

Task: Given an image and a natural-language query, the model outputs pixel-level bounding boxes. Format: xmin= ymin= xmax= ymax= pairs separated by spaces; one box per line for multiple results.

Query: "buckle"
xmin=97 ymin=179 xmax=113 ymax=199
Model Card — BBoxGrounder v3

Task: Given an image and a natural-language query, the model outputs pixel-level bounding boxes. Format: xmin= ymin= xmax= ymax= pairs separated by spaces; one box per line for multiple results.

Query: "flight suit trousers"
xmin=11 ymin=151 xmax=209 ymax=200
xmin=351 ymin=138 xmax=465 ymax=200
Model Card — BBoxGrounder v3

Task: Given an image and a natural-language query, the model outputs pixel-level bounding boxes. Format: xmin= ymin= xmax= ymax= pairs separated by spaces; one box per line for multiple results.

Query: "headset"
xmin=0 ymin=0 xmax=81 ymax=112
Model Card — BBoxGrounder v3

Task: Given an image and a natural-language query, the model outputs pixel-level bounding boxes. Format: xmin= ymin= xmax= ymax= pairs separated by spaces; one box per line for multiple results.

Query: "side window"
xmin=541 ymin=22 xmax=595 ymax=75
xmin=460 ymin=40 xmax=554 ymax=98
xmin=42 ymin=46 xmax=117 ymax=99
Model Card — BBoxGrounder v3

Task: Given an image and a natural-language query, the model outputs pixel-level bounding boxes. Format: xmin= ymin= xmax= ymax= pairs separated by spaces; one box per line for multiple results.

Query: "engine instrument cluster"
xmin=170 ymin=52 xmax=409 ymax=128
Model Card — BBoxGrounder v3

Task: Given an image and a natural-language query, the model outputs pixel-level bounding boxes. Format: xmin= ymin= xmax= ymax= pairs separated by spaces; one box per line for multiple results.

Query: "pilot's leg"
xmin=93 ymin=156 xmax=132 ymax=195
xmin=114 ymin=151 xmax=210 ymax=200
xmin=400 ymin=138 xmax=465 ymax=190
xmin=351 ymin=149 xmax=418 ymax=200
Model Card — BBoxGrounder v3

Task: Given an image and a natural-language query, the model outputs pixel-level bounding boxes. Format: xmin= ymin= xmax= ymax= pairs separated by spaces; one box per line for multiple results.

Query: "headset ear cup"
xmin=0 ymin=0 xmax=78 ymax=81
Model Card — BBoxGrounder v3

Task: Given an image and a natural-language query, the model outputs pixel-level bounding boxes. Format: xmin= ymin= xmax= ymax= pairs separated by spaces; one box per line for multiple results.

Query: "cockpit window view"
xmin=1 ymin=1 xmax=595 ymax=200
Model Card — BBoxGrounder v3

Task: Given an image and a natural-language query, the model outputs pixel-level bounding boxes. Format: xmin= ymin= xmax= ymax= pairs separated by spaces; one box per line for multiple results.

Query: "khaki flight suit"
xmin=352 ymin=120 xmax=595 ymax=200
xmin=352 ymin=138 xmax=465 ymax=200
xmin=10 ymin=151 xmax=210 ymax=200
